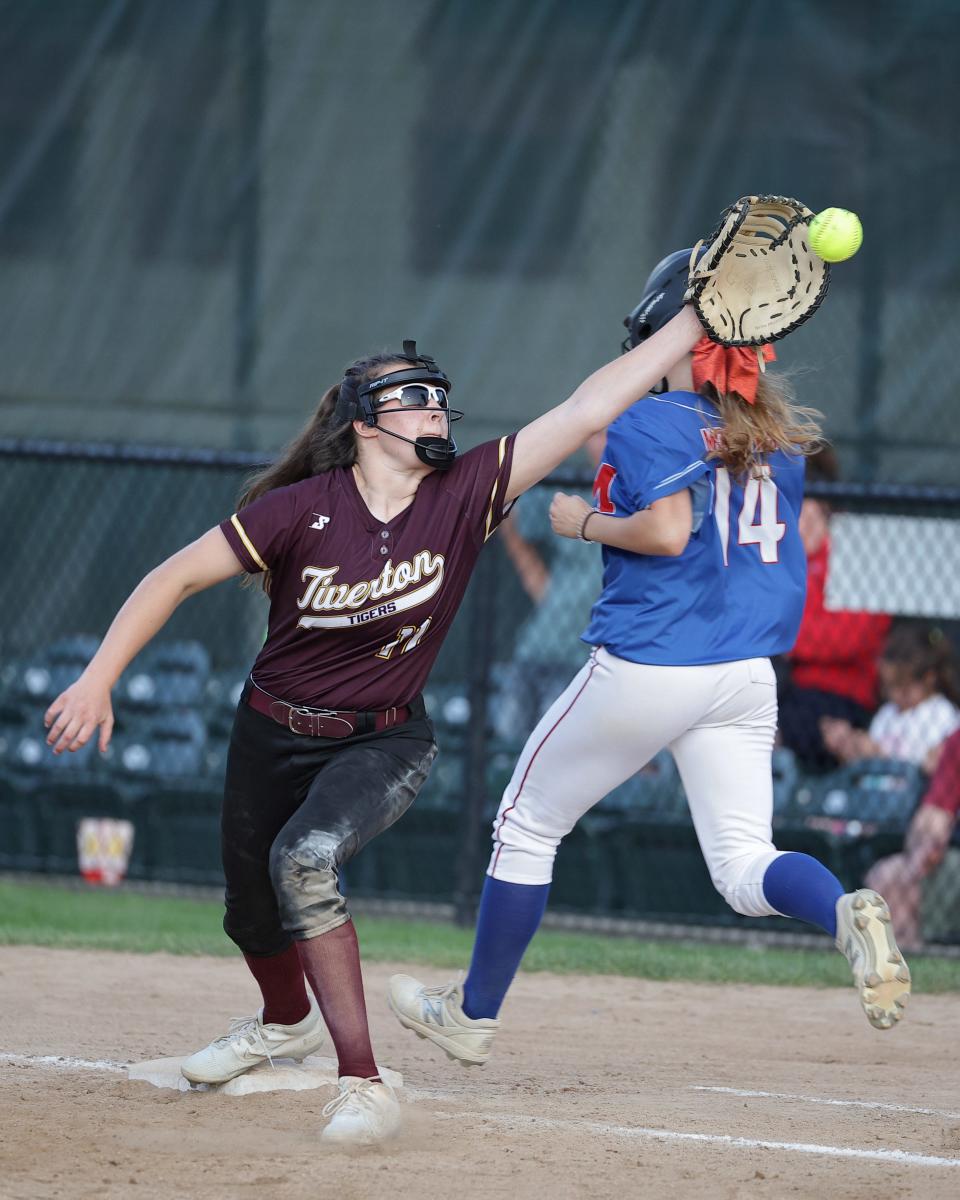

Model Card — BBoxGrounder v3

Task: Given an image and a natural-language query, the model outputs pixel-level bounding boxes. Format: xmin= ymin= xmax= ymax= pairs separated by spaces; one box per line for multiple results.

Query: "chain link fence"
xmin=2 ymin=1 xmax=960 ymax=483
xmin=2 ymin=442 xmax=960 ymax=948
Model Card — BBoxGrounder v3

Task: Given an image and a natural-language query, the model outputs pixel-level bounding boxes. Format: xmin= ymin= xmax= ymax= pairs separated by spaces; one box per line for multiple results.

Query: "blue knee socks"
xmin=462 ymin=857 xmax=841 ymax=1020
xmin=762 ymin=852 xmax=844 ymax=937
xmin=461 ymin=876 xmax=551 ymax=1020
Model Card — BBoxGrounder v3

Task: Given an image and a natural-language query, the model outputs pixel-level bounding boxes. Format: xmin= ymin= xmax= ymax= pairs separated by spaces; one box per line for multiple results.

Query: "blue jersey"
xmin=582 ymin=390 xmax=807 ymax=666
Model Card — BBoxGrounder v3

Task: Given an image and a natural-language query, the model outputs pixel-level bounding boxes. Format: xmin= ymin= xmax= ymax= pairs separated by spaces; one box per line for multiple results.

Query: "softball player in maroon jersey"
xmin=44 ymin=314 xmax=701 ymax=1143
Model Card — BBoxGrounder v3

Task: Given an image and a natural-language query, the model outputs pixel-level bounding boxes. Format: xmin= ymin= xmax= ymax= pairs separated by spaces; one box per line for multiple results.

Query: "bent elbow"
xmin=627 ymin=528 xmax=689 ymax=557
xmin=658 ymin=525 xmax=690 ymax=556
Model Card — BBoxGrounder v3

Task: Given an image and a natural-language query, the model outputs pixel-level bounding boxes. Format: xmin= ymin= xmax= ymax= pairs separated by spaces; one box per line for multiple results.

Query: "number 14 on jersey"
xmin=713 ymin=466 xmax=785 ymax=566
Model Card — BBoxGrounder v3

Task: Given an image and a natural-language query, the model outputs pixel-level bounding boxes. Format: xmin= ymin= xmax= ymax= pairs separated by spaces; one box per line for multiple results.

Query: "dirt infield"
xmin=3 ymin=946 xmax=959 ymax=1200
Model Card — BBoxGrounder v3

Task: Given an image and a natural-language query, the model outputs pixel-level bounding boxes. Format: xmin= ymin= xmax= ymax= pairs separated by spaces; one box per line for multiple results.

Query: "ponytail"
xmin=704 ymin=372 xmax=824 ymax=479
xmin=237 ymin=349 xmax=407 ymax=509
xmin=234 ymin=349 xmax=404 ymax=593
xmin=237 ymin=384 xmax=354 ymax=510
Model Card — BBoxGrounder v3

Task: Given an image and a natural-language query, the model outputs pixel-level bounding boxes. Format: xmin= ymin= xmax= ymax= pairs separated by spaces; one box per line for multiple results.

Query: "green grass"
xmin=2 ymin=880 xmax=959 ymax=992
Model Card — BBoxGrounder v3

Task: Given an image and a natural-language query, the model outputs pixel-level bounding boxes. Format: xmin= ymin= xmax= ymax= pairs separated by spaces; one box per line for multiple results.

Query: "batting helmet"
xmin=621 ymin=248 xmax=696 ymax=352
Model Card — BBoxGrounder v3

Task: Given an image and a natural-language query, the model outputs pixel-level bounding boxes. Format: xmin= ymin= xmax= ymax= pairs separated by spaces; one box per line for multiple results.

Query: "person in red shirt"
xmin=776 ymin=448 xmax=891 ymax=771
xmin=41 ymin=314 xmax=703 ymax=1144
xmin=865 ymin=728 xmax=960 ymax=949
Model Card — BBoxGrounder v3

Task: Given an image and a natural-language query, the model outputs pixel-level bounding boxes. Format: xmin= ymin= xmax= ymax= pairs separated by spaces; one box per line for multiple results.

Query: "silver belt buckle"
xmin=287 ymin=706 xmax=316 ymax=735
xmin=287 ymin=705 xmax=354 ymax=737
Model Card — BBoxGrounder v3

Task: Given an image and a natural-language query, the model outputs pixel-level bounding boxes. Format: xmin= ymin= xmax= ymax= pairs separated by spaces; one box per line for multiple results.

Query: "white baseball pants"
xmin=487 ymin=646 xmax=786 ymax=918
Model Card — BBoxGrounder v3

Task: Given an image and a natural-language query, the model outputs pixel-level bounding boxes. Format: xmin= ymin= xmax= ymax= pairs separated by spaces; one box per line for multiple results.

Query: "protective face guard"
xmin=344 ymin=341 xmax=462 ymax=468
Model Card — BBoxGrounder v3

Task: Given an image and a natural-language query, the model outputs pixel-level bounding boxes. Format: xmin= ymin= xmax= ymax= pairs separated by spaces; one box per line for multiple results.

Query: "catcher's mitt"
xmin=685 ymin=195 xmax=830 ymax=346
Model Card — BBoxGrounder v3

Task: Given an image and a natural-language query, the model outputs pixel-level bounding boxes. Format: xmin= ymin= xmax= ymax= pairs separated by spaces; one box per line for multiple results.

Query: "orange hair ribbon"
xmin=691 ymin=338 xmax=776 ymax=405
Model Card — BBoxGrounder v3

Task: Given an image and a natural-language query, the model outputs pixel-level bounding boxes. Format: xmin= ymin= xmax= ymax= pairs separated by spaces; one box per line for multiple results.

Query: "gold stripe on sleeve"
xmin=483 ymin=435 xmax=509 ymax=542
xmin=230 ymin=513 xmax=269 ymax=571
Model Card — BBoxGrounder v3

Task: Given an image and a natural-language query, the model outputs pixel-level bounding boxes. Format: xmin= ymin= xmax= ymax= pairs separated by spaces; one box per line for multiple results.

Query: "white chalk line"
xmin=694 ymin=1086 xmax=960 ymax=1122
xmin=433 ymin=1111 xmax=960 ymax=1169
xmin=4 ymin=1054 xmax=958 ymax=1168
xmin=1 ymin=1052 xmax=125 ymax=1073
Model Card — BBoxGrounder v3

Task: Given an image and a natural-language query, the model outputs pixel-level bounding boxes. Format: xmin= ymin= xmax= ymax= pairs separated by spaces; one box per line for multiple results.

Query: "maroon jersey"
xmin=219 ymin=435 xmax=516 ymax=710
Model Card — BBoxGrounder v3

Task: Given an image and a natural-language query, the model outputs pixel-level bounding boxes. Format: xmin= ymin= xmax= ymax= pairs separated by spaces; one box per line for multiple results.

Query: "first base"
xmin=127 ymin=1054 xmax=403 ymax=1095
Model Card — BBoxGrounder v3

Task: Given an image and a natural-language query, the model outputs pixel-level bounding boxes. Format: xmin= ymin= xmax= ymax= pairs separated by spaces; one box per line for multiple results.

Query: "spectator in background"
xmin=492 ymin=433 xmax=605 ymax=741
xmin=777 ymin=446 xmax=892 ymax=772
xmin=864 ymin=728 xmax=960 ymax=949
xmin=821 ymin=622 xmax=960 ymax=772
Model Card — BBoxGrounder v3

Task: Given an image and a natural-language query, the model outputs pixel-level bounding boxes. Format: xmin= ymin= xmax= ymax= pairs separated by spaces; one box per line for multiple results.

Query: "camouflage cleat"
xmin=836 ymin=889 xmax=911 ymax=1030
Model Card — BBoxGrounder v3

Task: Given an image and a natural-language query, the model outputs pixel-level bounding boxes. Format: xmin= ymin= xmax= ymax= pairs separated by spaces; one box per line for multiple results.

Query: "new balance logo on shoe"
xmin=420 ymin=996 xmax=447 ymax=1026
xmin=387 ymin=974 xmax=500 ymax=1066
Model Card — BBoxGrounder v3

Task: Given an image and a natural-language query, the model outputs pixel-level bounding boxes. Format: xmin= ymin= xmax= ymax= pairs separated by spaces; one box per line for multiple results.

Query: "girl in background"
xmin=866 ymin=728 xmax=960 ymax=950
xmin=821 ymin=623 xmax=960 ymax=773
xmin=776 ymin=446 xmax=892 ymax=772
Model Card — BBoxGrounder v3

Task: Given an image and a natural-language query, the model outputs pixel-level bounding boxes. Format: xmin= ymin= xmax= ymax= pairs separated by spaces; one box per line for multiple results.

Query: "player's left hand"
xmin=550 ymin=492 xmax=593 ymax=539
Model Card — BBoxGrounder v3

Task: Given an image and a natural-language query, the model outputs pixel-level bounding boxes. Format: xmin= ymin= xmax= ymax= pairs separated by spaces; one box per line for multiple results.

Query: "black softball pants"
xmin=220 ymin=688 xmax=437 ymax=957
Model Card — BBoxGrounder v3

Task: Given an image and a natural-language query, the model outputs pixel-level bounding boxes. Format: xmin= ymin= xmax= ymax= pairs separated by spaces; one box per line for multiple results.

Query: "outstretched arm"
xmin=505 ymin=306 xmax=702 ymax=504
xmin=44 ymin=527 xmax=244 ymax=754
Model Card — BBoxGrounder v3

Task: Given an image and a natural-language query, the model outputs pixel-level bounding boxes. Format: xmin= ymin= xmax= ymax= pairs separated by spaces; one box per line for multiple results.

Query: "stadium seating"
xmin=0 ymin=772 xmax=42 ymax=871
xmin=102 ymin=710 xmax=208 ymax=780
xmin=3 ymin=633 xmax=100 ymax=706
xmin=116 ymin=639 xmax=211 ymax=711
xmin=0 ymin=636 xmax=936 ymax=924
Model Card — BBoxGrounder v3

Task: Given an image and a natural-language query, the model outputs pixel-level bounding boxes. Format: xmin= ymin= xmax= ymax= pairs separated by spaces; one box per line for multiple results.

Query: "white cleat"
xmin=387 ymin=974 xmax=499 ymax=1066
xmin=836 ymin=888 xmax=911 ymax=1031
xmin=321 ymin=1076 xmax=401 ymax=1146
xmin=180 ymin=994 xmax=326 ymax=1084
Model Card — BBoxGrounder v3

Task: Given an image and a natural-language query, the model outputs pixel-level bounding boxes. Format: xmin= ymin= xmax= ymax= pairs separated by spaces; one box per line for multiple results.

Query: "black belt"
xmin=246 ymin=681 xmax=413 ymax=739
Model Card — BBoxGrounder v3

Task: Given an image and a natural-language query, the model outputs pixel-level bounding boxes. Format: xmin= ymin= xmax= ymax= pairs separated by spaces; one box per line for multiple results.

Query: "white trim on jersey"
xmin=649 ymin=395 xmax=719 ymax=419
xmin=653 ymin=457 xmax=709 ymax=492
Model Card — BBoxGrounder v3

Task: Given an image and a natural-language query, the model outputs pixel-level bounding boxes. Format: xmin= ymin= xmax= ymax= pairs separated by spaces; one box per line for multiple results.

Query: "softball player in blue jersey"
xmin=388 ymin=250 xmax=912 ymax=1067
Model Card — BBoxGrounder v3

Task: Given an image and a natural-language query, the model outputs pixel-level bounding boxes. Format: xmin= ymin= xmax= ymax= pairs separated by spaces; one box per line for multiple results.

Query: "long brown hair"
xmin=702 ymin=371 xmax=824 ymax=478
xmin=238 ymin=351 xmax=406 ymax=509
xmin=236 ymin=350 xmax=403 ymax=591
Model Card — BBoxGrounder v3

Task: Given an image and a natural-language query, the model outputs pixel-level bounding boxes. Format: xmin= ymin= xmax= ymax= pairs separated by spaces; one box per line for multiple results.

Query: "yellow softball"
xmin=809 ymin=208 xmax=863 ymax=263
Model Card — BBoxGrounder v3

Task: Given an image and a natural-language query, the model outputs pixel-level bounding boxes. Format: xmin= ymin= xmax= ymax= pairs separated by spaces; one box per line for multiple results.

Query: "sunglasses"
xmin=374 ymin=383 xmax=449 ymax=411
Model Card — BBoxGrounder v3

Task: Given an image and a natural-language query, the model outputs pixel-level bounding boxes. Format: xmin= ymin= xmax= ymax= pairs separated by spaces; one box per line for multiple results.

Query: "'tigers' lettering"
xmin=349 ymin=603 xmax=397 ymax=625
